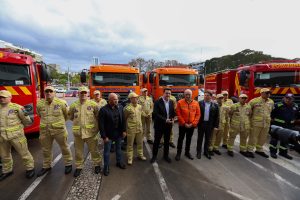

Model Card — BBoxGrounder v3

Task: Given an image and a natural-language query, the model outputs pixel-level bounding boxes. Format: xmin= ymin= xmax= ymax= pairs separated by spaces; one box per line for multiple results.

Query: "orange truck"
xmin=0 ymin=48 xmax=51 ymax=135
xmin=81 ymin=63 xmax=141 ymax=101
xmin=142 ymin=66 xmax=199 ymax=101
xmin=204 ymin=60 xmax=300 ymax=104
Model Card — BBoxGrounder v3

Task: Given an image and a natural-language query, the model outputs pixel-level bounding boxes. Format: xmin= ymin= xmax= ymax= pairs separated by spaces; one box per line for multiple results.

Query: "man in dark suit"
xmin=197 ymin=91 xmax=219 ymax=159
xmin=99 ymin=93 xmax=126 ymax=176
xmin=150 ymin=88 xmax=176 ymax=163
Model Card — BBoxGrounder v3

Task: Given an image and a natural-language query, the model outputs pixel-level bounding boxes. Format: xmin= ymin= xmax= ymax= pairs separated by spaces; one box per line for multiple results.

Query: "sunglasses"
xmin=80 ymin=91 xmax=87 ymax=94
xmin=241 ymin=97 xmax=247 ymax=99
xmin=45 ymin=90 xmax=53 ymax=93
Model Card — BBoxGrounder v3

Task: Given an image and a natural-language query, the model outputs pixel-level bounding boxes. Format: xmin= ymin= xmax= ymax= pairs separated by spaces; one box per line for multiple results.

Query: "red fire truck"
xmin=0 ymin=49 xmax=51 ymax=135
xmin=205 ymin=60 xmax=300 ymax=104
xmin=142 ymin=66 xmax=199 ymax=101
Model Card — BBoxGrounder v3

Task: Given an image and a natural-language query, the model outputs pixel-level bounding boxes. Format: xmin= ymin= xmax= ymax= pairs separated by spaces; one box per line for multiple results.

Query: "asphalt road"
xmin=1 ymin=97 xmax=300 ymax=200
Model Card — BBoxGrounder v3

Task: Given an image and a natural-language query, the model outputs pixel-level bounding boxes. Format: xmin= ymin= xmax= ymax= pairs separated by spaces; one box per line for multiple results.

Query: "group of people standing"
xmin=0 ymin=85 xmax=299 ymax=181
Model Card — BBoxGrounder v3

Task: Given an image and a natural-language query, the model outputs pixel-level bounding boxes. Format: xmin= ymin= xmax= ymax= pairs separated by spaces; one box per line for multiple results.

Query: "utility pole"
xmin=67 ymin=66 xmax=70 ymax=90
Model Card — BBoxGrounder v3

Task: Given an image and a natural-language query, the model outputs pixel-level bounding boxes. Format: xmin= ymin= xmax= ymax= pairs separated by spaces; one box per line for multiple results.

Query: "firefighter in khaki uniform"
xmin=138 ymin=88 xmax=153 ymax=144
xmin=93 ymin=90 xmax=107 ymax=109
xmin=247 ymin=88 xmax=274 ymax=158
xmin=69 ymin=87 xmax=101 ymax=177
xmin=0 ymin=90 xmax=35 ymax=181
xmin=124 ymin=92 xmax=146 ymax=165
xmin=227 ymin=94 xmax=252 ymax=157
xmin=209 ymin=94 xmax=230 ymax=155
xmin=36 ymin=86 xmax=73 ymax=177
xmin=221 ymin=91 xmax=233 ymax=149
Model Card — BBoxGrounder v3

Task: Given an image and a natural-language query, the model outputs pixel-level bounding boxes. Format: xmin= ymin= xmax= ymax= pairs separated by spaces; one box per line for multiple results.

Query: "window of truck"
xmin=159 ymin=74 xmax=197 ymax=86
xmin=0 ymin=63 xmax=31 ymax=86
xmin=92 ymin=72 xmax=139 ymax=86
xmin=254 ymin=71 xmax=297 ymax=87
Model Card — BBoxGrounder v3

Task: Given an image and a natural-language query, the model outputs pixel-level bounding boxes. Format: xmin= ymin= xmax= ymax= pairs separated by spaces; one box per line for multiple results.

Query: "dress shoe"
xmin=204 ymin=153 xmax=211 ymax=159
xmin=103 ymin=166 xmax=109 ymax=176
xmin=138 ymin=156 xmax=147 ymax=161
xmin=279 ymin=152 xmax=293 ymax=160
xmin=213 ymin=149 xmax=222 ymax=155
xmin=175 ymin=154 xmax=181 ymax=161
xmin=227 ymin=151 xmax=234 ymax=157
xmin=37 ymin=168 xmax=51 ymax=177
xmin=147 ymin=140 xmax=154 ymax=145
xmin=95 ymin=166 xmax=101 ymax=174
xmin=116 ymin=162 xmax=126 ymax=169
xmin=73 ymin=169 xmax=82 ymax=177
xmin=208 ymin=151 xmax=214 ymax=156
xmin=222 ymin=144 xmax=227 ymax=149
xmin=196 ymin=153 xmax=201 ymax=159
xmin=169 ymin=143 xmax=176 ymax=148
xmin=270 ymin=153 xmax=277 ymax=159
xmin=255 ymin=151 xmax=269 ymax=158
xmin=0 ymin=171 xmax=13 ymax=181
xmin=185 ymin=153 xmax=194 ymax=160
xmin=150 ymin=157 xmax=157 ymax=163
xmin=26 ymin=169 xmax=35 ymax=179
xmin=246 ymin=151 xmax=255 ymax=158
xmin=240 ymin=151 xmax=249 ymax=157
xmin=65 ymin=165 xmax=72 ymax=174
xmin=164 ymin=157 xmax=172 ymax=163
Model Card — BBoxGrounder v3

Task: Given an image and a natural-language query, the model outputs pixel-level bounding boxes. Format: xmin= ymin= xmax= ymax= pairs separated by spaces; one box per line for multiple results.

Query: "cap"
xmin=128 ymin=92 xmax=139 ymax=99
xmin=44 ymin=86 xmax=55 ymax=92
xmin=78 ymin=86 xmax=89 ymax=93
xmin=0 ymin=90 xmax=12 ymax=98
xmin=221 ymin=91 xmax=229 ymax=95
xmin=239 ymin=94 xmax=248 ymax=98
xmin=141 ymin=88 xmax=148 ymax=92
xmin=216 ymin=94 xmax=224 ymax=99
xmin=94 ymin=90 xmax=100 ymax=95
xmin=285 ymin=93 xmax=294 ymax=99
xmin=260 ymin=88 xmax=270 ymax=93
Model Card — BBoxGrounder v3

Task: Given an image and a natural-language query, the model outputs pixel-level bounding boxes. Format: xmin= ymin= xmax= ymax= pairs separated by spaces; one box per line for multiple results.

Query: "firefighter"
xmin=247 ymin=88 xmax=274 ymax=158
xmin=270 ymin=93 xmax=300 ymax=159
xmin=138 ymin=88 xmax=153 ymax=144
xmin=36 ymin=86 xmax=73 ymax=177
xmin=124 ymin=92 xmax=146 ymax=165
xmin=209 ymin=94 xmax=230 ymax=155
xmin=221 ymin=91 xmax=233 ymax=149
xmin=92 ymin=90 xmax=107 ymax=109
xmin=161 ymin=95 xmax=177 ymax=148
xmin=227 ymin=94 xmax=252 ymax=157
xmin=69 ymin=86 xmax=101 ymax=177
xmin=0 ymin=90 xmax=35 ymax=181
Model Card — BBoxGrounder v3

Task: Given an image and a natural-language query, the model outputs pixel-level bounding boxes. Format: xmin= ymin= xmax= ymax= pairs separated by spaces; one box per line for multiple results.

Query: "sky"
xmin=0 ymin=0 xmax=299 ymax=72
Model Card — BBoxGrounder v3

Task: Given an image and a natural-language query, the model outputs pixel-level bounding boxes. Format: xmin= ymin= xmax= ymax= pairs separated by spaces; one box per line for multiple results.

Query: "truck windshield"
xmin=254 ymin=71 xmax=297 ymax=87
xmin=159 ymin=74 xmax=197 ymax=86
xmin=92 ymin=72 xmax=139 ymax=86
xmin=0 ymin=63 xmax=31 ymax=86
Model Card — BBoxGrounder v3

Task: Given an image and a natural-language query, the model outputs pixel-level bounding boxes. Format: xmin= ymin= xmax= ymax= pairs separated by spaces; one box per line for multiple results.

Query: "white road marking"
xmin=144 ymin=138 xmax=174 ymax=200
xmin=111 ymin=194 xmax=121 ymax=200
xmin=226 ymin=190 xmax=253 ymax=200
xmin=18 ymin=142 xmax=74 ymax=200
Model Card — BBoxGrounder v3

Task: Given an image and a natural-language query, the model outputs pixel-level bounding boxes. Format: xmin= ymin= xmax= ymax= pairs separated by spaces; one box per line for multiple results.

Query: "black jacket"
xmin=99 ymin=104 xmax=126 ymax=140
xmin=153 ymin=97 xmax=176 ymax=131
xmin=198 ymin=100 xmax=219 ymax=128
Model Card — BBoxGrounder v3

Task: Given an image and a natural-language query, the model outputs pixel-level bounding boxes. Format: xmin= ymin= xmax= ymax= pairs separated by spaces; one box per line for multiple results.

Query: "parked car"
xmin=55 ymin=87 xmax=66 ymax=93
xmin=65 ymin=90 xmax=78 ymax=97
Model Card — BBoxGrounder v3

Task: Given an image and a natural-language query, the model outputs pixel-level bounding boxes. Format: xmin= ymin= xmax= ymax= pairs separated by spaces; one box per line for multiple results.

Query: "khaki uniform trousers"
xmin=127 ymin=130 xmax=144 ymax=162
xmin=74 ymin=135 xmax=101 ymax=169
xmin=142 ymin=116 xmax=152 ymax=140
xmin=40 ymin=133 xmax=73 ymax=168
xmin=247 ymin=126 xmax=269 ymax=152
xmin=209 ymin=128 xmax=223 ymax=151
xmin=228 ymin=128 xmax=250 ymax=152
xmin=0 ymin=136 xmax=34 ymax=173
xmin=222 ymin=123 xmax=230 ymax=145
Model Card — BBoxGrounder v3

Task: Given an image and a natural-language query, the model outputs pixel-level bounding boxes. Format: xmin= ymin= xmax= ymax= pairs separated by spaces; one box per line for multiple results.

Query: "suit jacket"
xmin=153 ymin=97 xmax=176 ymax=131
xmin=99 ymin=104 xmax=126 ymax=140
xmin=198 ymin=100 xmax=219 ymax=129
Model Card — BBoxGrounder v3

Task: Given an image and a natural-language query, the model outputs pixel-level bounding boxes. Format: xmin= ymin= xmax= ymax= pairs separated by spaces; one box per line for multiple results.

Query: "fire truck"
xmin=81 ymin=63 xmax=141 ymax=101
xmin=0 ymin=48 xmax=51 ymax=135
xmin=142 ymin=66 xmax=199 ymax=101
xmin=204 ymin=60 xmax=300 ymax=104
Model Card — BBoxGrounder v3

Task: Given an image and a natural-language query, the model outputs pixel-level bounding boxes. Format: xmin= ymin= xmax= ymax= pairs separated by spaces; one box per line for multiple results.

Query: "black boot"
xmin=26 ymin=169 xmax=35 ymax=179
xmin=37 ymin=168 xmax=51 ymax=177
xmin=175 ymin=150 xmax=181 ymax=161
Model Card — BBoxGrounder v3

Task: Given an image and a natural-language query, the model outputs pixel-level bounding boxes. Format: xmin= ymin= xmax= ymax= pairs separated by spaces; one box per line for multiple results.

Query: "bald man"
xmin=99 ymin=93 xmax=127 ymax=176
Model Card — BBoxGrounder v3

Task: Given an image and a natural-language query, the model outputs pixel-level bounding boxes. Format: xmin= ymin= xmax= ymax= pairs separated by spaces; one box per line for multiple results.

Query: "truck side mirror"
xmin=143 ymin=73 xmax=147 ymax=84
xmin=80 ymin=71 xmax=87 ymax=83
xmin=149 ymin=73 xmax=154 ymax=83
xmin=239 ymin=71 xmax=247 ymax=86
xmin=199 ymin=74 xmax=204 ymax=84
xmin=41 ymin=63 xmax=51 ymax=82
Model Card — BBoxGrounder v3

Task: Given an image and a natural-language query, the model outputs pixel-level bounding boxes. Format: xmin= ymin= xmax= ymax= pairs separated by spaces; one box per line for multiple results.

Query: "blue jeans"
xmin=103 ymin=137 xmax=123 ymax=169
